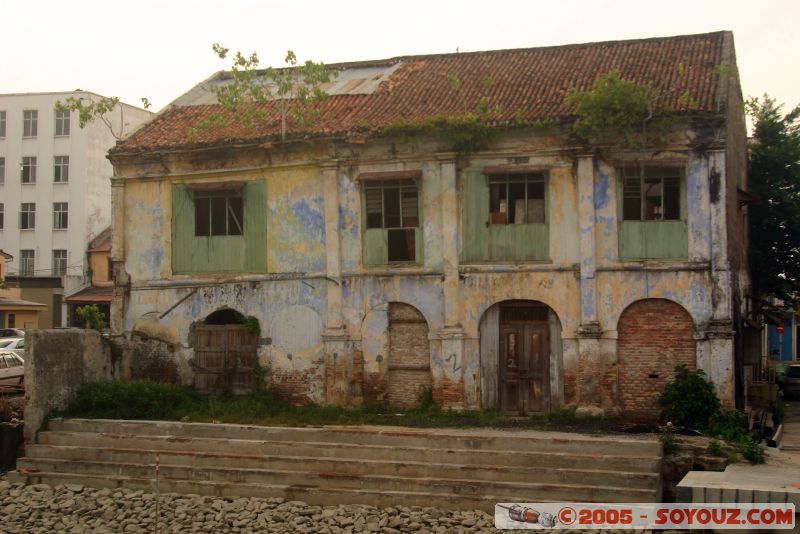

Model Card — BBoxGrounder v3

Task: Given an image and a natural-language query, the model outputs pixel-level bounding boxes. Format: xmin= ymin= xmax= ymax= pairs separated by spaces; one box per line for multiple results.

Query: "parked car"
xmin=781 ymin=364 xmax=800 ymax=399
xmin=0 ymin=350 xmax=24 ymax=386
xmin=0 ymin=338 xmax=24 ymax=357
xmin=0 ymin=328 xmax=24 ymax=339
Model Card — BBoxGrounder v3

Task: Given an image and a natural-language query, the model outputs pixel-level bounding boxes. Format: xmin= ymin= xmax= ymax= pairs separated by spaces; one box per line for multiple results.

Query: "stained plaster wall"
xmin=113 ymin=124 xmax=738 ymax=411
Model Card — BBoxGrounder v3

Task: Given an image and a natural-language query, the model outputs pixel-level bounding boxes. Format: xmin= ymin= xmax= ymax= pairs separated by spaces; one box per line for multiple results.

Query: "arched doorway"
xmin=479 ymin=300 xmax=562 ymax=415
xmin=617 ymin=299 xmax=696 ymax=420
xmin=386 ymin=303 xmax=431 ymax=408
xmin=193 ymin=308 xmax=259 ymax=393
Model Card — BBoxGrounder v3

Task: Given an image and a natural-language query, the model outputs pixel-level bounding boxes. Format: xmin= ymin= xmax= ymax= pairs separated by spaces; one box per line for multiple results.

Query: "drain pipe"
xmin=767 ymin=424 xmax=784 ymax=448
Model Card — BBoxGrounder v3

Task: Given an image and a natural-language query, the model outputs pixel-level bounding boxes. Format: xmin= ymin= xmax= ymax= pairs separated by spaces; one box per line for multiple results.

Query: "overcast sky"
xmin=2 ymin=0 xmax=798 ymax=121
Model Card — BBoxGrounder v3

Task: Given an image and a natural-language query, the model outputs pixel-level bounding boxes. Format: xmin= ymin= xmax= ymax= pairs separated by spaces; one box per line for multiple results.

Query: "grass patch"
xmin=59 ymin=380 xmax=628 ymax=433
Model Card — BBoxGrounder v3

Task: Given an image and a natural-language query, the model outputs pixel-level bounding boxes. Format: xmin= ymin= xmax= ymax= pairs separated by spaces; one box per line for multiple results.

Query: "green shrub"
xmin=66 ymin=380 xmax=200 ymax=420
xmin=76 ymin=304 xmax=107 ymax=332
xmin=659 ymin=425 xmax=679 ymax=455
xmin=414 ymin=386 xmax=437 ymax=412
xmin=659 ymin=365 xmax=721 ymax=432
xmin=708 ymin=438 xmax=724 ymax=457
xmin=711 ymin=409 xmax=746 ymax=441
xmin=738 ymin=434 xmax=765 ymax=465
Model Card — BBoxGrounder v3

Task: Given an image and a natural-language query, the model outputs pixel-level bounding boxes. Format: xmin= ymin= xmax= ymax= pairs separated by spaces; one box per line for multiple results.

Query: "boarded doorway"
xmin=386 ymin=303 xmax=431 ymax=407
xmin=192 ymin=308 xmax=259 ymax=393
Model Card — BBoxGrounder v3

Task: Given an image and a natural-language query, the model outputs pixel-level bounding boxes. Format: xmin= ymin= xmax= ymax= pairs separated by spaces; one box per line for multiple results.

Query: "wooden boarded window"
xmin=362 ymin=178 xmax=422 ymax=265
xmin=172 ymin=180 xmax=266 ymax=273
xmin=618 ymin=166 xmax=687 ymax=260
xmin=462 ymin=169 xmax=549 ymax=263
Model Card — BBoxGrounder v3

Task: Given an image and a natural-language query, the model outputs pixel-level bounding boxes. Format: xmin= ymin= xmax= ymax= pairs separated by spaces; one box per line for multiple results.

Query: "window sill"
xmin=54 ymin=135 xmax=70 ymax=138
xmin=22 ymin=136 xmax=37 ymax=140
xmin=21 ymin=182 xmax=36 ymax=185
xmin=53 ymin=228 xmax=68 ymax=231
xmin=20 ymin=228 xmax=35 ymax=231
xmin=53 ymin=181 xmax=69 ymax=185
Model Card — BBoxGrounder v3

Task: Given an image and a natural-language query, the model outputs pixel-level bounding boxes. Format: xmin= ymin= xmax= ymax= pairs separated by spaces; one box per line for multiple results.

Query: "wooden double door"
xmin=498 ymin=319 xmax=550 ymax=415
xmin=193 ymin=324 xmax=259 ymax=393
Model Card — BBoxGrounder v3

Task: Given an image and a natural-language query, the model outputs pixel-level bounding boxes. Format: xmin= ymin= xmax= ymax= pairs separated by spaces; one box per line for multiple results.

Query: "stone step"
xmin=38 ymin=431 xmax=661 ymax=473
xmin=6 ymin=471 xmax=653 ymax=512
xmin=24 ymin=444 xmax=659 ymax=490
xmin=14 ymin=457 xmax=656 ymax=503
xmin=48 ymin=418 xmax=661 ymax=456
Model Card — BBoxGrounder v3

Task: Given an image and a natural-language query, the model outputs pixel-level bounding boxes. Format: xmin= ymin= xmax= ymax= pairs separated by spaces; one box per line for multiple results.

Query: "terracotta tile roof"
xmin=65 ymin=286 xmax=113 ymax=304
xmin=115 ymin=32 xmax=730 ymax=153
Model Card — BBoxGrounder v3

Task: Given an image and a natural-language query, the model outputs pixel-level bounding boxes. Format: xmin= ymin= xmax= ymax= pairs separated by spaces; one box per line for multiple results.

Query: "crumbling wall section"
xmin=24 ymin=329 xmax=114 ymax=443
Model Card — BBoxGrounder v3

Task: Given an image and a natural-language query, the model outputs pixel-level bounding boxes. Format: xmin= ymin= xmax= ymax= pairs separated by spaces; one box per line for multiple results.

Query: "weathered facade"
xmin=109 ymin=32 xmax=749 ymax=419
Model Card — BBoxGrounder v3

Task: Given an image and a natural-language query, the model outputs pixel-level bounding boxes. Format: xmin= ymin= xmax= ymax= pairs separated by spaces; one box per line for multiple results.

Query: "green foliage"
xmin=711 ymin=409 xmax=746 ymax=441
xmin=243 ymin=315 xmax=261 ymax=337
xmin=200 ymin=44 xmax=332 ymax=141
xmin=55 ymin=95 xmax=144 ymax=141
xmin=738 ymin=434 xmax=765 ymax=464
xmin=64 ymin=380 xmax=203 ymax=420
xmin=383 ymin=114 xmax=495 ymax=153
xmin=707 ymin=438 xmax=724 ymax=457
xmin=660 ymin=424 xmax=679 ymax=455
xmin=659 ymin=365 xmax=721 ymax=432
xmin=565 ymin=70 xmax=673 ymax=149
xmin=746 ymin=95 xmax=800 ymax=303
xmin=415 ymin=385 xmax=436 ymax=412
xmin=76 ymin=304 xmax=107 ymax=332
xmin=547 ymin=404 xmax=578 ymax=421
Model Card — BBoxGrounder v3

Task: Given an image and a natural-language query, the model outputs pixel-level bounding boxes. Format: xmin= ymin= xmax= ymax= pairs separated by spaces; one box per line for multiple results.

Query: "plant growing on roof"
xmin=564 ymin=70 xmax=674 ymax=150
xmin=76 ymin=304 xmax=107 ymax=332
xmin=198 ymin=44 xmax=332 ymax=141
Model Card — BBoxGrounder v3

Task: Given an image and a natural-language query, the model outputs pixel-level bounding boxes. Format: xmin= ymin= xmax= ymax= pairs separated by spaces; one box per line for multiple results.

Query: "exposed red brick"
xmin=433 ymin=378 xmax=465 ymax=406
xmin=617 ymin=299 xmax=696 ymax=422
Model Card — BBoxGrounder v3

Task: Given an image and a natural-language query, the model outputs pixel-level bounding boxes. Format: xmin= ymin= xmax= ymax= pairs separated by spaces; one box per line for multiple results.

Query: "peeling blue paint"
xmin=594 ymin=171 xmax=610 ymax=210
xmin=291 ymin=199 xmax=326 ymax=244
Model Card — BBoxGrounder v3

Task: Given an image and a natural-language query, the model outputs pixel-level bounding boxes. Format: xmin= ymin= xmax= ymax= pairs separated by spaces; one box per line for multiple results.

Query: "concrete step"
xmin=10 ymin=419 xmax=664 ymax=508
xmin=48 ymin=418 xmax=661 ymax=456
xmin=24 ymin=444 xmax=659 ymax=489
xmin=6 ymin=471 xmax=651 ymax=512
xmin=38 ymin=430 xmax=661 ymax=473
xmin=15 ymin=457 xmax=656 ymax=503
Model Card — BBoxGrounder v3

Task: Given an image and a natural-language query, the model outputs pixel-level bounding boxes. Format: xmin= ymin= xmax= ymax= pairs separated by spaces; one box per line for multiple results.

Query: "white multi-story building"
xmin=0 ymin=91 xmax=153 ymax=327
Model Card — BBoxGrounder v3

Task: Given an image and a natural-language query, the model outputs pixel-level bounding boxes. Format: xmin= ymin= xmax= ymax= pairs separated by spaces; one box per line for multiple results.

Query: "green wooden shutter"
xmin=363 ymin=228 xmax=388 ymax=265
xmin=172 ymin=184 xmax=194 ymax=272
xmin=462 ymin=169 xmax=489 ymax=262
xmin=243 ymin=180 xmax=267 ymax=271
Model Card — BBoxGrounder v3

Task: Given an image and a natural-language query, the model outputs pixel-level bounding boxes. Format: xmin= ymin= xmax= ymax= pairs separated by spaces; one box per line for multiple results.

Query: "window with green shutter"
xmin=462 ymin=169 xmax=550 ymax=263
xmin=172 ymin=180 xmax=266 ymax=273
xmin=617 ymin=166 xmax=688 ymax=260
xmin=361 ymin=176 xmax=422 ymax=266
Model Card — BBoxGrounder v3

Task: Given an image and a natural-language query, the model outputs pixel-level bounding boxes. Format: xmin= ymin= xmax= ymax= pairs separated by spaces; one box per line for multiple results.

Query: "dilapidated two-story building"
xmin=109 ymin=31 xmax=748 ymax=420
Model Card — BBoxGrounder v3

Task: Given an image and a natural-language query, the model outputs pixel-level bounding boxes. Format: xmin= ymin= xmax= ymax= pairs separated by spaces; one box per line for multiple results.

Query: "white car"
xmin=0 ymin=350 xmax=24 ymax=386
xmin=0 ymin=338 xmax=24 ymax=357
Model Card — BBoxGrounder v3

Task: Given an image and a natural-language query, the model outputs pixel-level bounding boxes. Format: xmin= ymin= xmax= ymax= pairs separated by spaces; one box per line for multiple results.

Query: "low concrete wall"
xmin=23 ymin=329 xmax=114 ymax=443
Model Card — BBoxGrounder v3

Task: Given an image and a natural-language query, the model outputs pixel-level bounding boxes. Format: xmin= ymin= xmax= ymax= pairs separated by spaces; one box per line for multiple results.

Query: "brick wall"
xmin=386 ymin=303 xmax=432 ymax=408
xmin=617 ymin=299 xmax=696 ymax=421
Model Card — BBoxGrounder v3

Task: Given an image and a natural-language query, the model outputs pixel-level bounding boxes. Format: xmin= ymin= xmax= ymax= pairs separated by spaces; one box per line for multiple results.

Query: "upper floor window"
xmin=23 ymin=110 xmax=38 ymax=137
xmin=0 ymin=157 xmax=4 ymax=184
xmin=363 ymin=176 xmax=420 ymax=263
xmin=53 ymin=202 xmax=68 ymax=229
xmin=489 ymin=173 xmax=546 ymax=225
xmin=194 ymin=189 xmax=243 ymax=236
xmin=0 ymin=204 xmax=4 ymax=230
xmin=55 ymin=109 xmax=70 ymax=136
xmin=21 ymin=157 xmax=37 ymax=184
xmin=19 ymin=250 xmax=34 ymax=276
xmin=54 ymin=156 xmax=69 ymax=183
xmin=0 ymin=111 xmax=6 ymax=137
xmin=621 ymin=166 xmax=681 ymax=221
xmin=52 ymin=249 xmax=67 ymax=276
xmin=20 ymin=203 xmax=35 ymax=229
xmin=617 ymin=165 xmax=687 ymax=260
